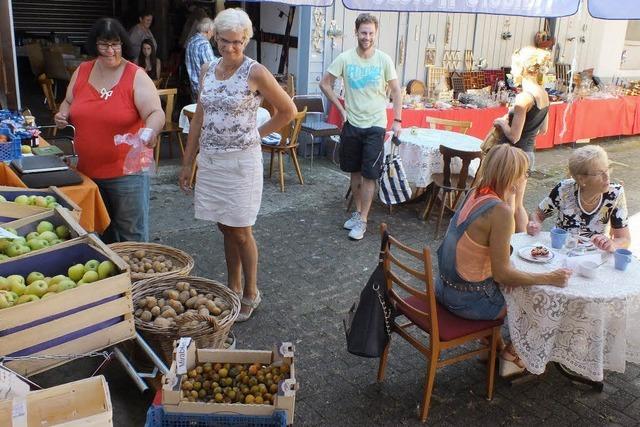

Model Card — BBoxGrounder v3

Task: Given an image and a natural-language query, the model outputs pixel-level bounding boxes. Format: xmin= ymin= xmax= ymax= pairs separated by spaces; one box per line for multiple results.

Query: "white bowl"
xmin=579 ymin=260 xmax=599 ymax=278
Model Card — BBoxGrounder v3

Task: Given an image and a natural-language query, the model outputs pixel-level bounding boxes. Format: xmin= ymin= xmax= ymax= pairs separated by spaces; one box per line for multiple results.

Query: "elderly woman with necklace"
xmin=179 ymin=8 xmax=295 ymax=322
xmin=527 ymin=145 xmax=630 ymax=252
xmin=54 ymin=18 xmax=164 ymax=243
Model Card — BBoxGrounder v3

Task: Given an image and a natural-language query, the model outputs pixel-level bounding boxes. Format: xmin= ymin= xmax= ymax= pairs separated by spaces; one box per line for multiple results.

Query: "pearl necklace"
xmin=577 ymin=187 xmax=602 ymax=215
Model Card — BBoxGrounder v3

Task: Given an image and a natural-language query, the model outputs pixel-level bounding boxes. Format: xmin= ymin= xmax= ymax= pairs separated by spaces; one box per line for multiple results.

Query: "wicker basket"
xmin=132 ymin=276 xmax=241 ymax=362
xmin=108 ymin=242 xmax=194 ymax=282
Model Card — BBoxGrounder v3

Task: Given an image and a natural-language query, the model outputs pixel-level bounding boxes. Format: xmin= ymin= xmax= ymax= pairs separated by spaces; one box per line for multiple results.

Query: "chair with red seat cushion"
xmin=377 ymin=223 xmax=503 ymax=423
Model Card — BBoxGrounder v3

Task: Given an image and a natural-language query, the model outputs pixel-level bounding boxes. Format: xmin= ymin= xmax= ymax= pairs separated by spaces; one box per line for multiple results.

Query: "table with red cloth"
xmin=326 ymin=95 xmax=640 ymax=150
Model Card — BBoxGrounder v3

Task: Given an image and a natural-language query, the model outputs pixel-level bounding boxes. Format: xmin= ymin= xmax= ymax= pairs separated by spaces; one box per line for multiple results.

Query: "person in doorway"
xmin=54 ymin=18 xmax=164 ymax=243
xmin=320 ymin=13 xmax=402 ymax=240
xmin=493 ymin=46 xmax=551 ymax=232
xmin=178 ymin=8 xmax=295 ymax=322
xmin=129 ymin=11 xmax=157 ymax=60
xmin=185 ymin=17 xmax=216 ymax=100
xmin=137 ymin=38 xmax=161 ymax=81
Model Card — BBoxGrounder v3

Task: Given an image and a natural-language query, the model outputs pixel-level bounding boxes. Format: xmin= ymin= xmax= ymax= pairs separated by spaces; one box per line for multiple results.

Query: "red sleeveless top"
xmin=69 ymin=60 xmax=144 ymax=179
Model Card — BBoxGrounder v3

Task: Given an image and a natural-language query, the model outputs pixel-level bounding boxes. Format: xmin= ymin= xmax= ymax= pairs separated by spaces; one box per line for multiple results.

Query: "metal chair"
xmin=377 ymin=223 xmax=502 ymax=422
xmin=292 ymin=95 xmax=341 ymax=167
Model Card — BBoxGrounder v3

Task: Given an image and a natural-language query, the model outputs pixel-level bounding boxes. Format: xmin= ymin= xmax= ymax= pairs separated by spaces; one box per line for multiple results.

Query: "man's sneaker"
xmin=348 ymin=220 xmax=367 ymax=240
xmin=343 ymin=211 xmax=361 ymax=230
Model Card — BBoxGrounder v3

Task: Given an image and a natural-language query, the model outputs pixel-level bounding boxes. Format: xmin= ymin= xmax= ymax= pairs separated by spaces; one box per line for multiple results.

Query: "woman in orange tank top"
xmin=54 ymin=18 xmax=164 ymax=243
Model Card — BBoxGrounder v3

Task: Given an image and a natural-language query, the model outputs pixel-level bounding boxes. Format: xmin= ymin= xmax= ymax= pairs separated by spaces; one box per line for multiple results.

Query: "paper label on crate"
xmin=11 ymin=398 xmax=27 ymax=427
xmin=176 ymin=337 xmax=192 ymax=375
xmin=0 ymin=366 xmax=29 ymax=400
xmin=0 ymin=227 xmax=20 ymax=239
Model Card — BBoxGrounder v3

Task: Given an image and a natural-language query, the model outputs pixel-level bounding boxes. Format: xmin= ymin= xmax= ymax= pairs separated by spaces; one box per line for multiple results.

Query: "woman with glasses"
xmin=179 ymin=9 xmax=295 ymax=322
xmin=527 ymin=145 xmax=630 ymax=252
xmin=54 ymin=18 xmax=164 ymax=242
xmin=435 ymin=145 xmax=571 ymax=376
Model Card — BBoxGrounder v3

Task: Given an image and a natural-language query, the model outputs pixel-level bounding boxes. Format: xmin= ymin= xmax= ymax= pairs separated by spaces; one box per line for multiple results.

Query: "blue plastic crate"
xmin=144 ymin=406 xmax=288 ymax=427
xmin=0 ymin=128 xmax=21 ymax=161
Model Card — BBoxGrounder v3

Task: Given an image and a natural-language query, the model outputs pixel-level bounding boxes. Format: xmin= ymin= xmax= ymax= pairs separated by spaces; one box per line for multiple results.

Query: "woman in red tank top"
xmin=54 ymin=18 xmax=164 ymax=243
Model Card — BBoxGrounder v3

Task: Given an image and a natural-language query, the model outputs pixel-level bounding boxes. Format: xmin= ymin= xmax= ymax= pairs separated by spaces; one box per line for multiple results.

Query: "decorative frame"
xmin=312 ymin=8 xmax=325 ymax=53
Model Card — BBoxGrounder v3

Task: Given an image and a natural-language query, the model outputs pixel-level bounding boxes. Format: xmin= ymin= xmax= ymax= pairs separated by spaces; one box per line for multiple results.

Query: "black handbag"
xmin=343 ymin=231 xmax=394 ymax=358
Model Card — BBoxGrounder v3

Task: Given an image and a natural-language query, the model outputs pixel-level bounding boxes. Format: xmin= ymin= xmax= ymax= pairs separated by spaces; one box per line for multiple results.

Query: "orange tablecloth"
xmin=0 ymin=163 xmax=110 ymax=233
xmin=327 ymin=96 xmax=640 ymax=150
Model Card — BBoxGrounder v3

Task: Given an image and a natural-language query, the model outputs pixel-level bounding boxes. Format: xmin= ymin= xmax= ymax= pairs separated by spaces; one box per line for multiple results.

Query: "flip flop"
xmin=499 ymin=345 xmax=526 ymax=377
xmin=236 ymin=290 xmax=262 ymax=322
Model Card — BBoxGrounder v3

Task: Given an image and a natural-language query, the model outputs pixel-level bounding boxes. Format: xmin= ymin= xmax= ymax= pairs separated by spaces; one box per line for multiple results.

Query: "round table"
xmin=505 ymin=232 xmax=640 ymax=381
xmin=396 ymin=128 xmax=482 ymax=187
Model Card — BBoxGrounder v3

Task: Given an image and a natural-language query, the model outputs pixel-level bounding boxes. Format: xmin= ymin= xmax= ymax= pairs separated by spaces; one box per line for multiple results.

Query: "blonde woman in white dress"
xmin=179 ymin=8 xmax=296 ymax=321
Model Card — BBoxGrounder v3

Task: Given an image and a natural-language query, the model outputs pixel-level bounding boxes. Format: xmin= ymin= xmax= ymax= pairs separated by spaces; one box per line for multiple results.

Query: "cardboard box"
xmin=162 ymin=338 xmax=297 ymax=425
xmin=0 ymin=234 xmax=135 ymax=376
xmin=0 ymin=206 xmax=86 ymax=263
xmin=0 ymin=186 xmax=82 ymax=222
xmin=0 ymin=375 xmax=113 ymax=426
xmin=0 ymin=203 xmax=49 ymax=224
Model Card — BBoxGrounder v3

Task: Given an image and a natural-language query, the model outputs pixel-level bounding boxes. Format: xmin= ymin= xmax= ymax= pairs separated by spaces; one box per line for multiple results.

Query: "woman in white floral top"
xmin=527 ymin=145 xmax=630 ymax=252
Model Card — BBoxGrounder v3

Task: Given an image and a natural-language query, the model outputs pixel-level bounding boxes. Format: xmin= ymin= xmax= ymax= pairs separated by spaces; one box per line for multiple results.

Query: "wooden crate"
xmin=0 ymin=202 xmax=49 ymax=224
xmin=461 ymin=71 xmax=486 ymax=90
xmin=0 ymin=376 xmax=113 ymax=426
xmin=0 ymin=185 xmax=82 ymax=222
xmin=0 ymin=206 xmax=86 ymax=263
xmin=0 ymin=234 xmax=135 ymax=376
xmin=162 ymin=338 xmax=297 ymax=425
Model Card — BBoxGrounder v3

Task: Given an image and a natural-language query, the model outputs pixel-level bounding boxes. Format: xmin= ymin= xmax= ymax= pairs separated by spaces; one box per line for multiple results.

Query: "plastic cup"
xmin=614 ymin=249 xmax=633 ymax=271
xmin=550 ymin=227 xmax=568 ymax=249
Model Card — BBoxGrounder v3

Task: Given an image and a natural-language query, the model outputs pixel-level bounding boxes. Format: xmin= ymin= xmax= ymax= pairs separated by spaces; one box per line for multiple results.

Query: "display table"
xmin=0 ymin=162 xmax=110 ymax=233
xmin=505 ymin=232 xmax=640 ymax=381
xmin=397 ymin=128 xmax=482 ymax=187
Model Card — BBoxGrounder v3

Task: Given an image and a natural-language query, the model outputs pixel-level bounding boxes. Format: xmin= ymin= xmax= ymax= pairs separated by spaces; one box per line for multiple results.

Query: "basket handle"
xmin=176 ymin=312 xmax=220 ymax=332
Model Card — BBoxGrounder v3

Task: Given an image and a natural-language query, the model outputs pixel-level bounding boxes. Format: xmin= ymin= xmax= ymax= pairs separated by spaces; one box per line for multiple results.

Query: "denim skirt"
xmin=435 ymin=276 xmax=505 ymax=321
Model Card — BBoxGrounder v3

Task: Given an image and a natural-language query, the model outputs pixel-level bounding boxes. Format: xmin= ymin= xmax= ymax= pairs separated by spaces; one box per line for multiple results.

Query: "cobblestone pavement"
xmin=32 ymin=137 xmax=640 ymax=426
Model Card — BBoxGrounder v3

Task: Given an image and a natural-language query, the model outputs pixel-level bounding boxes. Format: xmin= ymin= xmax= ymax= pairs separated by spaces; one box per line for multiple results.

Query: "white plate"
xmin=518 ymin=245 xmax=555 ymax=263
xmin=577 ymin=236 xmax=595 ymax=249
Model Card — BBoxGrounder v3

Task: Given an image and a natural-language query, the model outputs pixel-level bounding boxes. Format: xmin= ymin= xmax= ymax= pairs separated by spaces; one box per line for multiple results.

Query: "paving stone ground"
xmin=30 ymin=136 xmax=640 ymax=426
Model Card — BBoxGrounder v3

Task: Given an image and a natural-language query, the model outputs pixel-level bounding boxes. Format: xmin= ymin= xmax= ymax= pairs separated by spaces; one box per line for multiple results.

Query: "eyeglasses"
xmin=216 ymin=37 xmax=245 ymax=48
xmin=96 ymin=42 xmax=122 ymax=51
xmin=581 ymin=167 xmax=613 ymax=179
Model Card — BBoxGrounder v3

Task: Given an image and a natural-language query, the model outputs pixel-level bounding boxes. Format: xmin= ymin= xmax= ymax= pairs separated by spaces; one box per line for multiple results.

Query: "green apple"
xmin=24 ymin=280 xmax=48 ymax=297
xmin=38 ymin=231 xmax=57 ymax=242
xmin=16 ymin=294 xmax=39 ymax=304
xmin=9 ymin=281 xmax=26 ymax=295
xmin=47 ymin=202 xmax=58 ymax=209
xmin=84 ymin=259 xmax=100 ymax=272
xmin=97 ymin=260 xmax=116 ymax=280
xmin=0 ymin=195 xmax=5 ymax=202
xmin=27 ymin=239 xmax=49 ymax=251
xmin=0 ymin=254 xmax=8 ymax=261
xmin=50 ymin=239 xmax=62 ymax=245
xmin=26 ymin=271 xmax=44 ymax=285
xmin=13 ymin=195 xmax=29 ymax=205
xmin=5 ymin=244 xmax=23 ymax=257
xmin=34 ymin=196 xmax=48 ymax=208
xmin=0 ymin=239 xmax=12 ymax=252
xmin=0 ymin=290 xmax=16 ymax=308
xmin=68 ymin=264 xmax=85 ymax=282
xmin=0 ymin=277 xmax=9 ymax=290
xmin=82 ymin=270 xmax=99 ymax=283
xmin=37 ymin=221 xmax=54 ymax=234
xmin=7 ymin=275 xmax=24 ymax=286
xmin=55 ymin=225 xmax=70 ymax=239
xmin=27 ymin=195 xmax=36 ymax=205
xmin=76 ymin=279 xmax=87 ymax=286
xmin=41 ymin=292 xmax=57 ymax=299
xmin=55 ymin=280 xmax=77 ymax=292
xmin=44 ymin=195 xmax=56 ymax=204
xmin=43 ymin=277 xmax=51 ymax=284
xmin=49 ymin=275 xmax=67 ymax=286
xmin=25 ymin=231 xmax=40 ymax=241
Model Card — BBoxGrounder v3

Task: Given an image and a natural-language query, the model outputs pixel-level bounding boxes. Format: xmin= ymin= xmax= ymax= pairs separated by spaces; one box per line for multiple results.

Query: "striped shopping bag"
xmin=378 ymin=142 xmax=412 ymax=205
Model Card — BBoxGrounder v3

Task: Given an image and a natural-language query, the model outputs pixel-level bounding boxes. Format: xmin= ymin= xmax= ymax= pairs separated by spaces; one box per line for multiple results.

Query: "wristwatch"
xmin=393 ymin=118 xmax=402 ymax=123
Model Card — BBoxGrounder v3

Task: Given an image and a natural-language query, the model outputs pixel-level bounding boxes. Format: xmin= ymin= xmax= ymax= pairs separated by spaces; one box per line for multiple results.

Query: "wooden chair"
xmin=37 ymin=74 xmax=58 ymax=136
xmin=377 ymin=223 xmax=502 ymax=422
xmin=43 ymin=48 xmax=71 ymax=82
xmin=26 ymin=43 xmax=45 ymax=78
xmin=261 ymin=108 xmax=306 ymax=192
xmin=425 ymin=117 xmax=472 ymax=134
xmin=421 ymin=146 xmax=482 ymax=236
xmin=155 ymin=88 xmax=184 ymax=167
xmin=406 ymin=79 xmax=427 ymax=96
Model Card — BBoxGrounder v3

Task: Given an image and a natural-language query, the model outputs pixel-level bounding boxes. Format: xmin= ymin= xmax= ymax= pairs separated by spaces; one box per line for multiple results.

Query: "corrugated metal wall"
xmin=12 ymin=0 xmax=114 ymax=45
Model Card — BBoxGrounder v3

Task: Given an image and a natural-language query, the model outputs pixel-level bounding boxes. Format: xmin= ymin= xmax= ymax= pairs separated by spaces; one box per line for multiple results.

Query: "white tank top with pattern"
xmin=198 ymin=56 xmax=263 ymax=153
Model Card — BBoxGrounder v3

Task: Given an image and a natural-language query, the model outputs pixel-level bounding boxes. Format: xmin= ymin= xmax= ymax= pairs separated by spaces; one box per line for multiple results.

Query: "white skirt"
xmin=194 ymin=145 xmax=263 ymax=227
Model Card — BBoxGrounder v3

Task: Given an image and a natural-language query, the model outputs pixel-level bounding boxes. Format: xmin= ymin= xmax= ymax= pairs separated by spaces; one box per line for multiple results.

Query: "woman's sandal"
xmin=499 ymin=345 xmax=526 ymax=377
xmin=236 ymin=290 xmax=262 ymax=323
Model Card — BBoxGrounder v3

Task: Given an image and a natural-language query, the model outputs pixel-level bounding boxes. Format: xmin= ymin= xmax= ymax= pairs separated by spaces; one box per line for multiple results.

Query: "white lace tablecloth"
xmin=396 ymin=128 xmax=482 ymax=187
xmin=505 ymin=232 xmax=640 ymax=381
xmin=178 ymin=104 xmax=270 ymax=134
